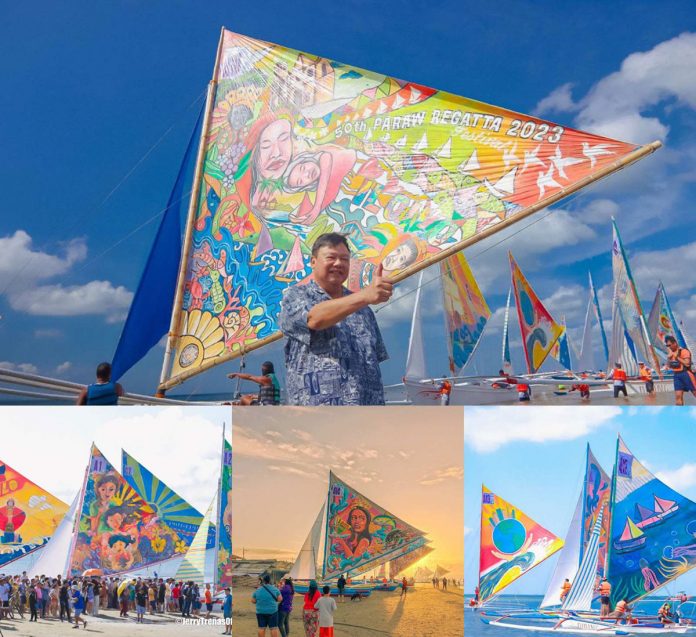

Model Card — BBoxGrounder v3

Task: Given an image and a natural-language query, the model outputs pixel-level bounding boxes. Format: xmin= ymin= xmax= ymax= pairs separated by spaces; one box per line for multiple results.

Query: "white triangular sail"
xmin=540 ymin=491 xmax=584 ymax=608
xmin=501 ymin=287 xmax=513 ymax=374
xmin=289 ymin=501 xmax=326 ymax=581
xmin=30 ymin=491 xmax=80 ymax=578
xmin=562 ymin=506 xmax=605 ymax=611
xmin=609 ymin=299 xmax=639 ymax=376
xmin=578 ymin=292 xmax=596 ymax=372
xmin=175 ymin=496 xmax=216 ymax=585
xmin=404 ymin=272 xmax=427 ymax=380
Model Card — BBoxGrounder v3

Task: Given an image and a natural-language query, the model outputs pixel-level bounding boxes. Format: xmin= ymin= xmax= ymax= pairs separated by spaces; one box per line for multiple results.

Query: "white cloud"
xmin=56 ymin=361 xmax=72 ymax=374
xmin=0 ymin=230 xmax=133 ymax=321
xmin=0 ymin=361 xmax=39 ymax=374
xmin=629 ymin=241 xmax=696 ymax=298
xmin=420 ymin=466 xmax=463 ymax=486
xmin=465 ymin=406 xmax=621 ymax=452
xmin=536 ymin=32 xmax=696 ymax=144
xmin=10 ymin=280 xmax=133 ymax=317
xmin=656 ymin=463 xmax=696 ymax=491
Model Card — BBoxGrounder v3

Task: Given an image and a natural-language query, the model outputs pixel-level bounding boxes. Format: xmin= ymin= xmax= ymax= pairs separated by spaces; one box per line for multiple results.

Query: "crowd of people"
xmin=0 ymin=572 xmax=232 ymax=628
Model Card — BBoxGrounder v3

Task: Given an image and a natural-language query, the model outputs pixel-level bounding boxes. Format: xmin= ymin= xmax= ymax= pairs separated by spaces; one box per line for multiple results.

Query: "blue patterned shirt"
xmin=279 ymin=280 xmax=388 ymax=405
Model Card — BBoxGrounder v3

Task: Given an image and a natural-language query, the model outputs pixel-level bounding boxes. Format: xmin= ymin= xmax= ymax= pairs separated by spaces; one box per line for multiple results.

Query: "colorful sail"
xmin=647 ymin=282 xmax=686 ymax=354
xmin=440 ymin=252 xmax=490 ymax=374
xmin=550 ymin=321 xmax=573 ymax=371
xmin=562 ymin=506 xmax=605 ymax=611
xmin=158 ymin=28 xmax=657 ymax=390
xmin=608 ymin=297 xmax=640 ymax=376
xmin=216 ymin=438 xmax=233 ymax=588
xmin=323 ymin=472 xmax=425 ymax=580
xmin=589 ymin=272 xmax=609 ymax=366
xmin=606 ymin=436 xmax=696 ymax=605
xmin=509 ymin=253 xmax=564 ymax=373
xmin=389 ymin=543 xmax=434 ymax=577
xmin=479 ymin=485 xmax=563 ymax=603
xmin=581 ymin=446 xmax=611 ymax=579
xmin=289 ymin=501 xmax=326 ymax=581
xmin=122 ymin=450 xmax=215 ymax=549
xmin=611 ymin=219 xmax=661 ymax=373
xmin=501 ymin=287 xmax=513 ymax=374
xmin=69 ymin=444 xmax=184 ymax=576
xmin=0 ymin=460 xmax=68 ymax=567
xmin=346 ymin=536 xmax=427 ymax=577
xmin=175 ymin=496 xmax=216 ymax=585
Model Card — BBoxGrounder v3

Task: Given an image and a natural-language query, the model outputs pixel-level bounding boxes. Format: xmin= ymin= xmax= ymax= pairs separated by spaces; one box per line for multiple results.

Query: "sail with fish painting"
xmin=109 ymin=27 xmax=660 ymax=392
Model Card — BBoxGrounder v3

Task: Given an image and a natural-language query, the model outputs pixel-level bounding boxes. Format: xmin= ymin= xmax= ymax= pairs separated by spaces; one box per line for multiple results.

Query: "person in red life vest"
xmin=560 ymin=579 xmax=572 ymax=602
xmin=517 ymin=381 xmax=531 ymax=402
xmin=438 ymin=377 xmax=452 ymax=406
xmin=608 ymin=362 xmax=628 ymax=399
xmin=638 ymin=362 xmax=654 ymax=394
xmin=613 ymin=598 xmax=632 ymax=624
xmin=664 ymin=335 xmax=696 ymax=405
xmin=598 ymin=578 xmax=612 ymax=617
xmin=570 ymin=383 xmax=591 ymax=400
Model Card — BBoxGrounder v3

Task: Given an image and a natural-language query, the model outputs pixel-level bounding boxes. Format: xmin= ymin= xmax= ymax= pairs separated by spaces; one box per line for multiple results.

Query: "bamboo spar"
xmin=157 ymin=28 xmax=226 ymax=396
xmin=157 ymin=137 xmax=662 ymax=392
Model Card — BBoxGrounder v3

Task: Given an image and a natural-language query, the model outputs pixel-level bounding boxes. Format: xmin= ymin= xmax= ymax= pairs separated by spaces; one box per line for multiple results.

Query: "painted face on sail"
xmin=311 ymin=244 xmax=350 ymax=286
xmin=257 ymin=119 xmax=293 ymax=179
xmin=287 ymin=160 xmax=320 ymax=189
xmin=98 ymin=481 xmax=117 ymax=502
xmin=106 ymin=511 xmax=124 ymax=531
xmin=349 ymin=508 xmax=368 ymax=533
xmin=383 ymin=241 xmax=417 ymax=273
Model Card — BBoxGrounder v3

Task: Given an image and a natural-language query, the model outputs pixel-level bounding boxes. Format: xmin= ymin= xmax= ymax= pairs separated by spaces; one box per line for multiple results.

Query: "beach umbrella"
xmin=82 ymin=569 xmax=103 ymax=577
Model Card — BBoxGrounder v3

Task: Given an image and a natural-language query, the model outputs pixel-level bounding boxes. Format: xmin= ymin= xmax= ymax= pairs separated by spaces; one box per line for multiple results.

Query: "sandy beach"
xmin=233 ymin=583 xmax=464 ymax=637
xmin=3 ymin=608 xmax=225 ymax=636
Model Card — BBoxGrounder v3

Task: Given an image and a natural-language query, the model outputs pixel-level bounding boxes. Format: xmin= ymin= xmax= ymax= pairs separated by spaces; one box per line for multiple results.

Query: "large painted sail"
xmin=611 ymin=220 xmax=661 ymax=373
xmin=550 ymin=322 xmax=573 ymax=371
xmin=479 ymin=485 xmax=563 ymax=604
xmin=578 ymin=292 xmax=596 ymax=372
xmin=647 ymin=283 xmax=686 ymax=354
xmin=323 ymin=472 xmax=425 ymax=580
xmin=0 ymin=459 xmax=69 ymax=567
xmin=289 ymin=501 xmax=326 ymax=580
xmin=589 ymin=272 xmax=609 ymax=366
xmin=159 ymin=28 xmax=657 ymax=390
xmin=581 ymin=446 xmax=611 ymax=580
xmin=607 ymin=436 xmax=696 ymax=605
xmin=608 ymin=299 xmax=640 ymax=376
xmin=540 ymin=491 xmax=583 ymax=608
xmin=389 ymin=543 xmax=434 ymax=577
xmin=501 ymin=287 xmax=513 ymax=374
xmin=122 ymin=450 xmax=215 ymax=549
xmin=440 ymin=252 xmax=490 ymax=374
xmin=346 ymin=535 xmax=427 ymax=578
xmin=175 ymin=496 xmax=216 ymax=585
xmin=217 ymin=438 xmax=233 ymax=588
xmin=404 ymin=271 xmax=427 ymax=380
xmin=69 ymin=445 xmax=184 ymax=576
xmin=509 ymin=253 xmax=564 ymax=373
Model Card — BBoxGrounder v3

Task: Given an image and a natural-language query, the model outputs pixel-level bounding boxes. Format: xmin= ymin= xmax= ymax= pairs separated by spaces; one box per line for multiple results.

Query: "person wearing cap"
xmin=72 ymin=584 xmax=87 ymax=629
xmin=664 ymin=335 xmax=696 ymax=405
xmin=228 ymin=361 xmax=282 ymax=405
xmin=608 ymin=362 xmax=628 ymax=399
xmin=638 ymin=362 xmax=654 ymax=394
xmin=279 ymin=233 xmax=391 ymax=406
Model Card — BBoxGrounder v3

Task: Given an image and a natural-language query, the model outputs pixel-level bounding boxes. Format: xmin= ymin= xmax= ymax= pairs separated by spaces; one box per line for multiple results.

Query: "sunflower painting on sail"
xmin=217 ymin=438 xmax=233 ymax=589
xmin=69 ymin=445 xmax=184 ymax=576
xmin=162 ymin=28 xmax=650 ymax=387
xmin=323 ymin=472 xmax=425 ymax=580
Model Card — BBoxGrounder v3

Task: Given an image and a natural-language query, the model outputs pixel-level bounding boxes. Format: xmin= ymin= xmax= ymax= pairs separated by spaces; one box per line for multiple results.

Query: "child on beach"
xmin=315 ymin=585 xmax=337 ymax=637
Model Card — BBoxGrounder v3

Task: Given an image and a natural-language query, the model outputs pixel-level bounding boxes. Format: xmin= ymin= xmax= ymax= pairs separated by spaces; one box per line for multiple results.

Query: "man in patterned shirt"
xmin=279 ymin=233 xmax=392 ymax=405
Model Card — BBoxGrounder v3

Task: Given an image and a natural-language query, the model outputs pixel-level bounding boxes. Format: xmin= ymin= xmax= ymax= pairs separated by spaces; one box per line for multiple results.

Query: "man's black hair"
xmin=96 ymin=362 xmax=112 ymax=381
xmin=311 ymin=233 xmax=350 ymax=257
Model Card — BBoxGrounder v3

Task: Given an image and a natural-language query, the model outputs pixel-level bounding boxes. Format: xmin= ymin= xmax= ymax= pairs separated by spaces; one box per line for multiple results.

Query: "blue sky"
xmin=1 ymin=2 xmax=695 ymax=395
xmin=464 ymin=406 xmax=696 ymax=594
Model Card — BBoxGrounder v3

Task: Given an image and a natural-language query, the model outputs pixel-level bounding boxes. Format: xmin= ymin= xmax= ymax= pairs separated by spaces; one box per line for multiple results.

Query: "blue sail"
xmin=111 ymin=110 xmax=203 ymax=382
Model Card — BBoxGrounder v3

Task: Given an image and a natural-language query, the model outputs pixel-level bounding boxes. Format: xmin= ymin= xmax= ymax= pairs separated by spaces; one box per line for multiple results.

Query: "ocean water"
xmin=464 ymin=595 xmax=694 ymax=637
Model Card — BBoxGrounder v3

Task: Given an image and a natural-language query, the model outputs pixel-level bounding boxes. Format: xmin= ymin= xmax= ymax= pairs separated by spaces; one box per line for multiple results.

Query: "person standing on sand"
xmin=279 ymin=233 xmax=391 ymax=406
xmin=664 ymin=335 xmax=696 ymax=405
xmin=400 ymin=577 xmax=408 ymax=598
xmin=252 ymin=574 xmax=282 ymax=637
xmin=223 ymin=587 xmax=232 ymax=635
xmin=336 ymin=574 xmax=346 ymax=603
xmin=608 ymin=362 xmax=628 ymax=399
xmin=76 ymin=362 xmax=124 ymax=405
xmin=302 ymin=581 xmax=321 ymax=637
xmin=314 ymin=585 xmax=337 ymax=637
xmin=278 ymin=577 xmax=294 ymax=637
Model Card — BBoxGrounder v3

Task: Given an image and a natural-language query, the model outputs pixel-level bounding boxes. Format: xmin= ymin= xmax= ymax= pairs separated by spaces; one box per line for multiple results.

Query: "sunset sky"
xmin=233 ymin=406 xmax=464 ymax=577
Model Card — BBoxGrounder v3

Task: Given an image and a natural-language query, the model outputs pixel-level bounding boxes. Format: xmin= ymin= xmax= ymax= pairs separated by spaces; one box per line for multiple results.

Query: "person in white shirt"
xmin=314 ymin=585 xmax=337 ymax=637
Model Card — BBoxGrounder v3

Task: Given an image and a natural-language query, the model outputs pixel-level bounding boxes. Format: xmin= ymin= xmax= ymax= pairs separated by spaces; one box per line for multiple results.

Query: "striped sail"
xmin=501 ymin=287 xmax=513 ymax=373
xmin=562 ymin=506 xmax=604 ymax=611
xmin=175 ymin=496 xmax=216 ymax=585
